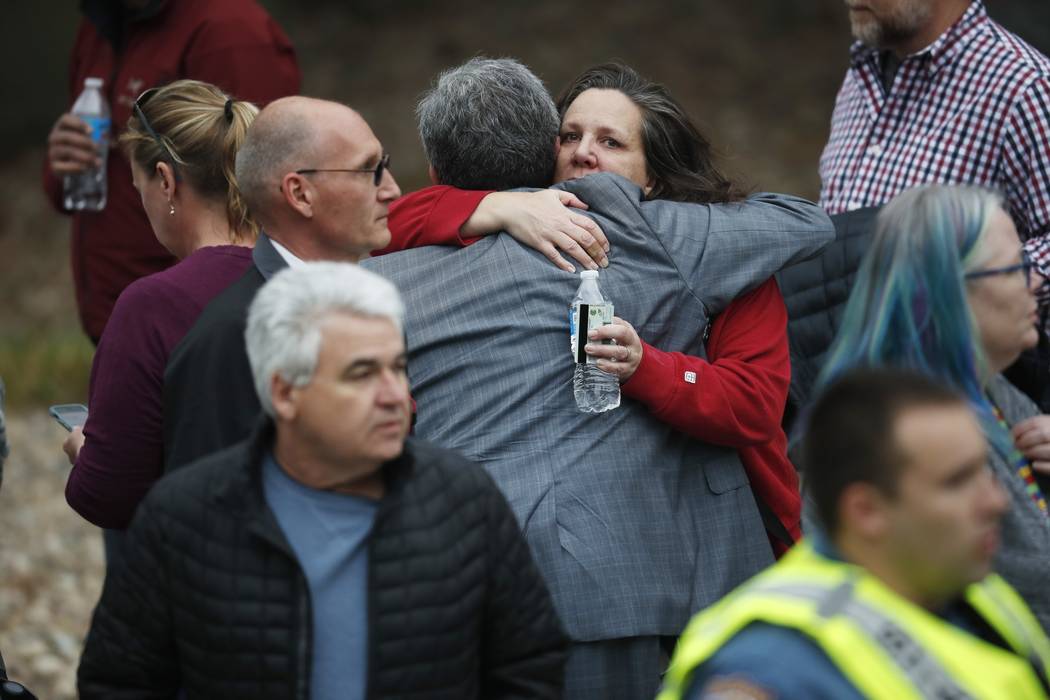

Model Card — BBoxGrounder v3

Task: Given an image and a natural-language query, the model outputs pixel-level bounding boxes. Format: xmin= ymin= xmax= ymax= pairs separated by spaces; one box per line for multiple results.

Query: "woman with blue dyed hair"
xmin=817 ymin=183 xmax=1050 ymax=632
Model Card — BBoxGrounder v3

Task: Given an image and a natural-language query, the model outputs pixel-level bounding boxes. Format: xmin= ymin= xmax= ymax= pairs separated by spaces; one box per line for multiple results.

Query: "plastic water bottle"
xmin=63 ymin=77 xmax=110 ymax=211
xmin=569 ymin=270 xmax=620 ymax=413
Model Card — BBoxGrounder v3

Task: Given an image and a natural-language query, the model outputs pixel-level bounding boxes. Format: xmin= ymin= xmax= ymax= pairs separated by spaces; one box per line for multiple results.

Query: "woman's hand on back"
xmin=463 ymin=190 xmax=609 ymax=272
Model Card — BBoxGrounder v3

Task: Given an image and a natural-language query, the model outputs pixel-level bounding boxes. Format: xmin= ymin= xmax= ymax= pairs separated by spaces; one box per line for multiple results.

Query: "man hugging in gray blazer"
xmin=363 ymin=57 xmax=833 ymax=699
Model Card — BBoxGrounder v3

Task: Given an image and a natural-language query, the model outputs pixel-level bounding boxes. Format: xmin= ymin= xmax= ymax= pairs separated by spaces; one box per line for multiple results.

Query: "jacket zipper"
xmin=296 ymin=573 xmax=311 ymax=700
xmin=363 ymin=507 xmax=381 ymax=700
xmin=247 ymin=502 xmax=313 ymax=699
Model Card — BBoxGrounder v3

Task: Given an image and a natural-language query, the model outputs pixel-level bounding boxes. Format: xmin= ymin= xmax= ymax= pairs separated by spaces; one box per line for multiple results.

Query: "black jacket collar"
xmin=252 ymin=232 xmax=290 ymax=281
xmin=214 ymin=416 xmax=418 ymax=527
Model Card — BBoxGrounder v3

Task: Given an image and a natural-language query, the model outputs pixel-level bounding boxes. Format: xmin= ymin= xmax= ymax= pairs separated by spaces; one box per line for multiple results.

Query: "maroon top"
xmin=43 ymin=0 xmax=300 ymax=340
xmin=67 ymin=245 xmax=253 ymax=528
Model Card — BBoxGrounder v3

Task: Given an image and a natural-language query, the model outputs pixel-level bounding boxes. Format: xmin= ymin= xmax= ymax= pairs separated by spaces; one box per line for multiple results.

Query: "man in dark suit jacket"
xmin=163 ymin=95 xmax=401 ymax=470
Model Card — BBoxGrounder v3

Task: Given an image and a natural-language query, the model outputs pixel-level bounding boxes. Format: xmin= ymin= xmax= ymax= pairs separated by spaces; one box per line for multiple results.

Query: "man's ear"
xmin=427 ymin=164 xmax=440 ymax=186
xmin=270 ymin=373 xmax=299 ymax=422
xmin=839 ymin=482 xmax=891 ymax=541
xmin=280 ymin=172 xmax=314 ymax=219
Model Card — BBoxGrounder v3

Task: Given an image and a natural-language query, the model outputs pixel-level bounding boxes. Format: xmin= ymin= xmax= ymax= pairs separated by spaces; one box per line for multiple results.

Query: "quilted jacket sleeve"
xmin=481 ymin=481 xmax=568 ymax=698
xmin=78 ymin=496 xmax=179 ymax=699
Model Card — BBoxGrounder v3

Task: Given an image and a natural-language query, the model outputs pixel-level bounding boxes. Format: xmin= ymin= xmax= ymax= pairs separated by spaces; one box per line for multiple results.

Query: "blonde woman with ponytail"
xmin=60 ymin=80 xmax=259 ymax=560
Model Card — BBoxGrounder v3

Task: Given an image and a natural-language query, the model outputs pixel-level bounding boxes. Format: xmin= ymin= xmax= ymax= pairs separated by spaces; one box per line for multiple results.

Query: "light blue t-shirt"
xmin=262 ymin=453 xmax=377 ymax=700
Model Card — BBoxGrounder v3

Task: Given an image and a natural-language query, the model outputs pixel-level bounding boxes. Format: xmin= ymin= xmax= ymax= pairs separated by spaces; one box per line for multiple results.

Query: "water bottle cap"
xmin=580 ymin=270 xmax=599 ymax=279
xmin=84 ymin=77 xmax=104 ymax=88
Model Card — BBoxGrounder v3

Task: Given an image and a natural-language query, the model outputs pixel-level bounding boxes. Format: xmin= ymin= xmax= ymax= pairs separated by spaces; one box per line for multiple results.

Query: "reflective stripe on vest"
xmin=747 ymin=579 xmax=971 ymax=699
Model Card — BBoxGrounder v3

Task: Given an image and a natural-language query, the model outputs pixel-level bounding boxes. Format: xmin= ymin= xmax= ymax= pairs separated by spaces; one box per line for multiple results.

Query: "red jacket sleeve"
xmin=621 ymin=278 xmax=790 ymax=447
xmin=377 ymin=186 xmax=493 ymax=255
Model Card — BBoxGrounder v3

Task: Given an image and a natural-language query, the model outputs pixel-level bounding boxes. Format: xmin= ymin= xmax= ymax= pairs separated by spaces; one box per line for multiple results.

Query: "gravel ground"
xmin=0 ymin=411 xmax=104 ymax=699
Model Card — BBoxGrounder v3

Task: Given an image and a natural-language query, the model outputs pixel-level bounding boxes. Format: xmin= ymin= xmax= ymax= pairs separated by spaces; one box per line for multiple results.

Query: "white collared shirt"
xmin=269 ymin=237 xmax=305 ymax=268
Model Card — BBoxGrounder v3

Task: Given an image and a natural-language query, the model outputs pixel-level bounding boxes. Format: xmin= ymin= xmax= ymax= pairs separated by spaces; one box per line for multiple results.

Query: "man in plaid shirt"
xmin=821 ymin=0 xmax=1050 ymax=270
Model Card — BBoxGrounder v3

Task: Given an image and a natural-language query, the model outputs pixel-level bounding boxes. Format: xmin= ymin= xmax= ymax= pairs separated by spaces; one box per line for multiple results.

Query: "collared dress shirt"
xmin=819 ymin=1 xmax=1050 ymax=273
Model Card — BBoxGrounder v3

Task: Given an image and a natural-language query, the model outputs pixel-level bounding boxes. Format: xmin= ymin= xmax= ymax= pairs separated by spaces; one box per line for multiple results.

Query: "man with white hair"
xmin=78 ymin=262 xmax=567 ymax=699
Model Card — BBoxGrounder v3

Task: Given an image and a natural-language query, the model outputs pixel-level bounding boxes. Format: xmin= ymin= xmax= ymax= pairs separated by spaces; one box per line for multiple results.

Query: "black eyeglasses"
xmin=296 ymin=153 xmax=390 ymax=186
xmin=965 ymin=249 xmax=1037 ymax=287
xmin=133 ymin=87 xmax=179 ymax=178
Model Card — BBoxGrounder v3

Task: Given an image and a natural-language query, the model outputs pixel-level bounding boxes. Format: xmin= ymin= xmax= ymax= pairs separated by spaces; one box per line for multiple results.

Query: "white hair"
xmin=245 ymin=262 xmax=405 ymax=416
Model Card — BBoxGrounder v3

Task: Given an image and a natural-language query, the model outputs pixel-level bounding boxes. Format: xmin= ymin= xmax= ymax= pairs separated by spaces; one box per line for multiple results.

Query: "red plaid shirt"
xmin=819 ymin=1 xmax=1050 ymax=272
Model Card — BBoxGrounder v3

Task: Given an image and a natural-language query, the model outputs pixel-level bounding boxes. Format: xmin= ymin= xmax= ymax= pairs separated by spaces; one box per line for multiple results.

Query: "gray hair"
xmin=417 ymin=57 xmax=559 ymax=190
xmin=245 ymin=262 xmax=405 ymax=417
xmin=235 ymin=99 xmax=323 ymax=229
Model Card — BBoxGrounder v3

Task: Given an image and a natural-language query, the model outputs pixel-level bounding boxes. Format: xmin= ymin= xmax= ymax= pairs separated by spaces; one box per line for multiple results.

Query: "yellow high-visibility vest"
xmin=659 ymin=541 xmax=1050 ymax=700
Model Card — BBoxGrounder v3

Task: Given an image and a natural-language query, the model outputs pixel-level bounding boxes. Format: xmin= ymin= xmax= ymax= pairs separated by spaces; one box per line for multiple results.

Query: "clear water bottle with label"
xmin=64 ymin=77 xmax=110 ymax=211
xmin=569 ymin=270 xmax=620 ymax=413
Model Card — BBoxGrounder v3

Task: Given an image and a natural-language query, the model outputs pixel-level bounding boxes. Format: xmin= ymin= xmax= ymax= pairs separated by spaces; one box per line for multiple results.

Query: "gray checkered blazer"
xmin=363 ymin=173 xmax=834 ymax=641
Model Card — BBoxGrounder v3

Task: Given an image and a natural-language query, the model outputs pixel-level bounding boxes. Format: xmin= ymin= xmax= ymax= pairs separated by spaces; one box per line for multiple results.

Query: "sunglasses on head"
xmin=133 ymin=87 xmax=179 ymax=178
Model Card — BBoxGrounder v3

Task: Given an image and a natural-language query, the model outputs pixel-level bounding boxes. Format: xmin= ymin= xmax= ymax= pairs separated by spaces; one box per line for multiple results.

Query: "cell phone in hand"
xmin=49 ymin=403 xmax=89 ymax=431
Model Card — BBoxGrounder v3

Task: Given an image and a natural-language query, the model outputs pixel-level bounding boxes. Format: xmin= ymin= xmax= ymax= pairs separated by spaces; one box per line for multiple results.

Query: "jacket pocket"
xmin=703 ymin=452 xmax=749 ymax=494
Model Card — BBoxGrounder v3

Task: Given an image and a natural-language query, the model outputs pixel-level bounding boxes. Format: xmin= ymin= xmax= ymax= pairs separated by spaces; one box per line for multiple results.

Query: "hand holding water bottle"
xmin=47 ymin=112 xmax=100 ymax=176
xmin=584 ymin=317 xmax=643 ymax=382
xmin=56 ymin=77 xmax=110 ymax=211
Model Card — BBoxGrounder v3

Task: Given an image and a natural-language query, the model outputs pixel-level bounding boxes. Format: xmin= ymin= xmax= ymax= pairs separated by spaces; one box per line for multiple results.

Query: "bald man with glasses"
xmin=162 ymin=96 xmax=402 ymax=471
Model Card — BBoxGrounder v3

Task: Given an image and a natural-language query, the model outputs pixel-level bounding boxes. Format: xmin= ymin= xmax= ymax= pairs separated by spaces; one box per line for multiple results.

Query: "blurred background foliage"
xmin=1 ymin=0 xmax=1048 ymax=409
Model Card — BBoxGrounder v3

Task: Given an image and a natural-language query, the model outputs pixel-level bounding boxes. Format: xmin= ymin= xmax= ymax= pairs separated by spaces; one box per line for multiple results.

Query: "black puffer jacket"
xmin=78 ymin=423 xmax=567 ymax=699
xmin=776 ymin=206 xmax=879 ymax=428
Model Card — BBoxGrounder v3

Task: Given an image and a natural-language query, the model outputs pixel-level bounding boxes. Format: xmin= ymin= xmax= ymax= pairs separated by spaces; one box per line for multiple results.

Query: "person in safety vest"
xmin=659 ymin=368 xmax=1050 ymax=700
